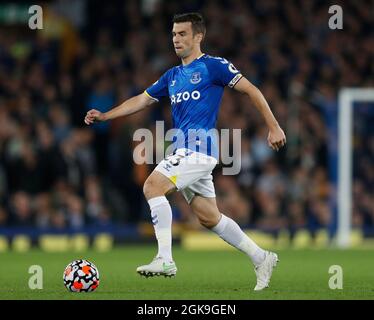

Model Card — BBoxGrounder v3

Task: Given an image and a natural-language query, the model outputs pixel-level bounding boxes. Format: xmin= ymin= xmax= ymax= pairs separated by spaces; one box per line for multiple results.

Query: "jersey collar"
xmin=181 ymin=53 xmax=205 ymax=68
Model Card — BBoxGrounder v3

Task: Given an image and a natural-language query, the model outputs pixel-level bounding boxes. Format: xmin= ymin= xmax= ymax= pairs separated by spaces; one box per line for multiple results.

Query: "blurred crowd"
xmin=0 ymin=0 xmax=373 ymax=233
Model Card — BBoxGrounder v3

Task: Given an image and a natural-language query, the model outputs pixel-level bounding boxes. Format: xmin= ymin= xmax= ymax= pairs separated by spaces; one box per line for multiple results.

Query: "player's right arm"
xmin=85 ymin=70 xmax=169 ymax=125
xmin=84 ymin=92 xmax=155 ymax=125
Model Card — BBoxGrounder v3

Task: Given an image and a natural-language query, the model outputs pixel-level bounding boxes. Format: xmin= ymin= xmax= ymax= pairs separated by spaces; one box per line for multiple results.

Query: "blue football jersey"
xmin=145 ymin=54 xmax=243 ymax=159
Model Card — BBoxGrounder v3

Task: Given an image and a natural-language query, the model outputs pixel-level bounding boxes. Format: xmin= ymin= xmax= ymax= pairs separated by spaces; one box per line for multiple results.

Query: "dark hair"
xmin=172 ymin=12 xmax=206 ymax=37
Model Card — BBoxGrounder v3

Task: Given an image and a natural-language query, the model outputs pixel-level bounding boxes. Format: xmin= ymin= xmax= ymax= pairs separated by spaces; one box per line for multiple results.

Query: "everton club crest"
xmin=190 ymin=72 xmax=202 ymax=84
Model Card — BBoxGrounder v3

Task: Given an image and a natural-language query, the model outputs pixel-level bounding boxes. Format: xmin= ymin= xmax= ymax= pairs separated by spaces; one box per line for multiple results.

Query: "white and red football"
xmin=63 ymin=259 xmax=100 ymax=292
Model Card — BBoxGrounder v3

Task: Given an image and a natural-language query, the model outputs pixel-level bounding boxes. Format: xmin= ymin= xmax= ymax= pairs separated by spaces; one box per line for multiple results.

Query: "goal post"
xmin=337 ymin=88 xmax=374 ymax=248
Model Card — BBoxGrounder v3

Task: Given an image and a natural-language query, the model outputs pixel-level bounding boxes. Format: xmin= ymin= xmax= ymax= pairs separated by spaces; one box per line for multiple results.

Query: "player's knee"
xmin=143 ymin=175 xmax=169 ymax=199
xmin=198 ymin=215 xmax=220 ymax=229
xmin=143 ymin=178 xmax=155 ymax=199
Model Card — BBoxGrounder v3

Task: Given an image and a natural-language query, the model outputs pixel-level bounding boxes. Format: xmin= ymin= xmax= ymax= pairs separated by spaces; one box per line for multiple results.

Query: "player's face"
xmin=172 ymin=22 xmax=201 ymax=58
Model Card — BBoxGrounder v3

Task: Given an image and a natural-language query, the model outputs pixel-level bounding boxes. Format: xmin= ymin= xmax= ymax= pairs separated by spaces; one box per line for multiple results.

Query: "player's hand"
xmin=267 ymin=125 xmax=286 ymax=151
xmin=84 ymin=109 xmax=106 ymax=125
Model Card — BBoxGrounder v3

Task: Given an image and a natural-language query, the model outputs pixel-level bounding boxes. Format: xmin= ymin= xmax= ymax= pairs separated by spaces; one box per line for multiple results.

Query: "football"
xmin=63 ymin=259 xmax=100 ymax=292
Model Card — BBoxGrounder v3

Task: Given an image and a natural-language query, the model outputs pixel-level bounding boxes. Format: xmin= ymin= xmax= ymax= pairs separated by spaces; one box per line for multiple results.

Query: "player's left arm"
xmin=233 ymin=77 xmax=286 ymax=151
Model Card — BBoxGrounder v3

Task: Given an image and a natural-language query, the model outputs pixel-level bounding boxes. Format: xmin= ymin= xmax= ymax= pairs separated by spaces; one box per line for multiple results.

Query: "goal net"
xmin=337 ymin=88 xmax=374 ymax=247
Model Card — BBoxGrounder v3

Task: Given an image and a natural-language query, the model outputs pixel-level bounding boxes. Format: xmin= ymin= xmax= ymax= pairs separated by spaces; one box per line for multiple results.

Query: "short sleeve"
xmin=206 ymin=57 xmax=243 ymax=88
xmin=144 ymin=71 xmax=169 ymax=102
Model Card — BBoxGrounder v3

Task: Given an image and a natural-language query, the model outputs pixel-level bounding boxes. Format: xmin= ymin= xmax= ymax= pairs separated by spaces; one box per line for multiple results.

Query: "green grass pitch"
xmin=0 ymin=246 xmax=373 ymax=300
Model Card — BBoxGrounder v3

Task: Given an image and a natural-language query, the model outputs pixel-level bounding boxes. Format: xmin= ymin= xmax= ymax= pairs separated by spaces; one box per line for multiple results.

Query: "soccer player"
xmin=85 ymin=13 xmax=286 ymax=291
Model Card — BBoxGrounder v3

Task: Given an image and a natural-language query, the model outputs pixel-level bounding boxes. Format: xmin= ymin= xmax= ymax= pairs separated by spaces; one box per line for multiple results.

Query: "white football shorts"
xmin=154 ymin=148 xmax=218 ymax=204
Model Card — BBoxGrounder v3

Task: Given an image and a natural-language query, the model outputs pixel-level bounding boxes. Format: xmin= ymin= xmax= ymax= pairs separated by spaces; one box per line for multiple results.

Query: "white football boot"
xmin=254 ymin=251 xmax=279 ymax=291
xmin=136 ymin=257 xmax=177 ymax=278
